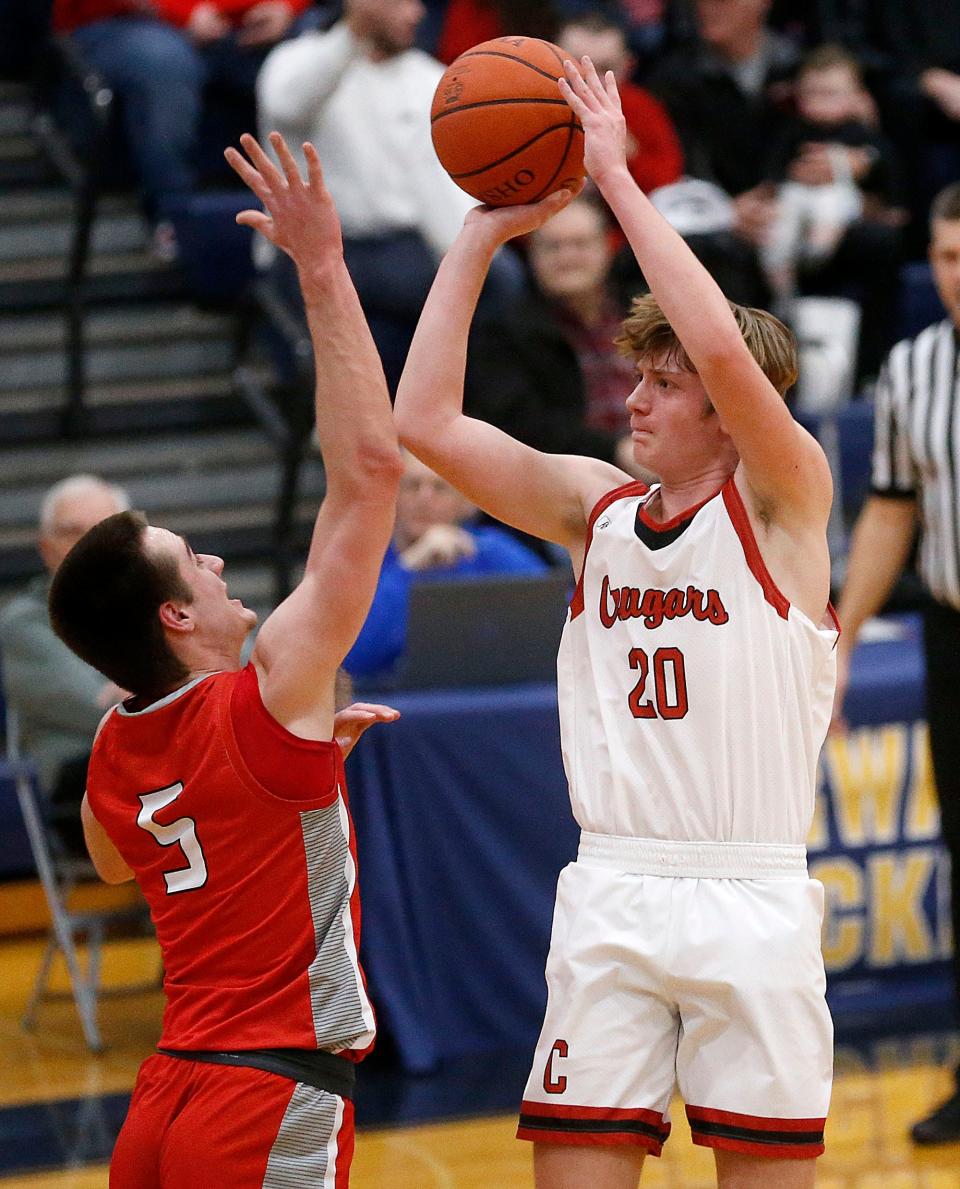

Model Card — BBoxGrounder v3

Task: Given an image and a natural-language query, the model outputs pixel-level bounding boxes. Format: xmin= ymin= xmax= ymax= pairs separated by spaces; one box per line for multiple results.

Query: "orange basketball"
xmin=430 ymin=36 xmax=584 ymax=207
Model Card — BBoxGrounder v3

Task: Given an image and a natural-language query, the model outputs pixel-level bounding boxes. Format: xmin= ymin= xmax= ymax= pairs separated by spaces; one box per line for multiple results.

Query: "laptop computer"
xmin=362 ymin=569 xmax=572 ymax=691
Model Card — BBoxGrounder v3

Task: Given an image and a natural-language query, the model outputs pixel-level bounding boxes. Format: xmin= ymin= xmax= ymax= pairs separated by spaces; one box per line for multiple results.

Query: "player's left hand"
xmin=333 ymin=703 xmax=400 ymax=758
xmin=558 ymin=56 xmax=628 ymax=186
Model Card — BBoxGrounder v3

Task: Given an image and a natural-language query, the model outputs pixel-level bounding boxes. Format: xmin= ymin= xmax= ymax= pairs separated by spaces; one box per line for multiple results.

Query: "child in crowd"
xmin=762 ymin=44 xmax=900 ymax=302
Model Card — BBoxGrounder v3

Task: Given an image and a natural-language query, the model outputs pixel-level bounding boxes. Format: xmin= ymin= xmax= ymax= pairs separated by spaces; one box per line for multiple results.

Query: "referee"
xmin=836 ymin=181 xmax=960 ymax=1145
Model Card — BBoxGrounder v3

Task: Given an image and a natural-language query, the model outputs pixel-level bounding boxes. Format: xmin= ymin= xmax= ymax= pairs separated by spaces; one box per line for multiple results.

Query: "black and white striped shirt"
xmin=872 ymin=319 xmax=960 ymax=608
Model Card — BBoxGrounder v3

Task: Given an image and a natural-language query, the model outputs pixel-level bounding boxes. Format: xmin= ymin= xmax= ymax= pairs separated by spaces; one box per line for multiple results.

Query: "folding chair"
xmin=5 ymin=703 xmax=154 ymax=1052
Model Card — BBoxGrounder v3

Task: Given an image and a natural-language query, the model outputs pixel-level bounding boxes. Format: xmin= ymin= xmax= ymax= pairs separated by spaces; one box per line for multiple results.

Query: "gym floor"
xmin=2 ymin=935 xmax=960 ymax=1188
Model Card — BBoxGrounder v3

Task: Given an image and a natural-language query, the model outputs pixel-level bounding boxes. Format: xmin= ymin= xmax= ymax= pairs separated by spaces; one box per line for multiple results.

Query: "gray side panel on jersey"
xmin=262 ymin=1083 xmax=340 ymax=1189
xmin=300 ymin=803 xmax=372 ymax=1050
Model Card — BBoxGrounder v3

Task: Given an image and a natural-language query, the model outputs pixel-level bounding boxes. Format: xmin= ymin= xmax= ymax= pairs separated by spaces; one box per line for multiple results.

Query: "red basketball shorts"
xmin=110 ymin=1053 xmax=354 ymax=1188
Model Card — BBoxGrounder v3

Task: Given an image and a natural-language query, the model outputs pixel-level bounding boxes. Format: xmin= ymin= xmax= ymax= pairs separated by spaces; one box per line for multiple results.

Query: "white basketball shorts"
xmin=518 ymin=835 xmax=833 ymax=1160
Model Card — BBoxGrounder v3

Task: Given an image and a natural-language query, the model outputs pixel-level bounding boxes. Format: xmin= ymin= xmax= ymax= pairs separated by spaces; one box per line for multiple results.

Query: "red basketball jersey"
xmin=86 ymin=666 xmax=376 ymax=1055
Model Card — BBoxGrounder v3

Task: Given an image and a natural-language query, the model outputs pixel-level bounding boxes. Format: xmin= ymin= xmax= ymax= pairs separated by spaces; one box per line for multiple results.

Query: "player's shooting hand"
xmin=334 ymin=703 xmax=400 ymax=758
xmin=224 ymin=132 xmax=343 ymax=267
xmin=558 ymin=56 xmax=628 ymax=187
xmin=462 ymin=181 xmax=583 ymax=246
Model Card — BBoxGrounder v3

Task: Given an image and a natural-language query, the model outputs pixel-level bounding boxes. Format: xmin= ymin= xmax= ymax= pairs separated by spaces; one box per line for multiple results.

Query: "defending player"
xmin=394 ymin=59 xmax=837 ymax=1189
xmin=48 ymin=133 xmax=403 ymax=1187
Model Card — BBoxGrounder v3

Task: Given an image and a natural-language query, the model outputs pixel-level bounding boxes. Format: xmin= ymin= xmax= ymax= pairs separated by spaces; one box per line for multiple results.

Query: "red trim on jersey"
xmin=635 ymin=484 xmax=723 ymax=532
xmin=721 ymin=478 xmax=791 ymax=620
xmin=826 ymin=601 xmax=841 ymax=646
xmin=570 ymin=480 xmax=649 ymax=620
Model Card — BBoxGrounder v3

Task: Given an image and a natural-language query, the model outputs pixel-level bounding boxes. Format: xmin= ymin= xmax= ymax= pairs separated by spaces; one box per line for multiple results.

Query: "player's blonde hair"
xmin=615 ymin=294 xmax=799 ymax=397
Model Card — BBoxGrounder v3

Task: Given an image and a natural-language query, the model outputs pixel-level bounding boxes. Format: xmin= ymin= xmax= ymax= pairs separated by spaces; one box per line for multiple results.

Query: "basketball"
xmin=430 ymin=36 xmax=585 ymax=207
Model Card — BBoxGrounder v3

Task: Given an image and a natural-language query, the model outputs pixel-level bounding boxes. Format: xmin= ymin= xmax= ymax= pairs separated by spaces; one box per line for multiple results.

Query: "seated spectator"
xmin=644 ymin=0 xmax=800 ymax=305
xmin=53 ymin=0 xmax=312 ymax=258
xmin=0 ymin=476 xmax=129 ymax=856
xmin=464 ymin=190 xmax=648 ymax=473
xmin=864 ymin=0 xmax=960 ymax=245
xmin=258 ymin=0 xmax=521 ymax=392
xmin=762 ymin=45 xmax=904 ymax=379
xmin=437 ymin=0 xmax=558 ymax=63
xmin=343 ymin=452 xmax=547 ymax=680
xmin=556 ymin=9 xmax=683 ymax=194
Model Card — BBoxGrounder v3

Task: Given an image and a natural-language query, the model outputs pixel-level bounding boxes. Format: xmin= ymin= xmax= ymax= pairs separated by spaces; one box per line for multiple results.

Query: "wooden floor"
xmin=2 ymin=937 xmax=960 ymax=1188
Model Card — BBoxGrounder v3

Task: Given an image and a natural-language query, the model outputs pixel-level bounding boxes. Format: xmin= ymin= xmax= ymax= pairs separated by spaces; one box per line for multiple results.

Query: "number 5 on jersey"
xmin=138 ymin=782 xmax=208 ymax=893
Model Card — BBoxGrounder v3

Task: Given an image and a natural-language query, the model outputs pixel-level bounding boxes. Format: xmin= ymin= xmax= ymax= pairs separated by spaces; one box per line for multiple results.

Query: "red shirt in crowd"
xmin=54 ymin=0 xmax=310 ymax=34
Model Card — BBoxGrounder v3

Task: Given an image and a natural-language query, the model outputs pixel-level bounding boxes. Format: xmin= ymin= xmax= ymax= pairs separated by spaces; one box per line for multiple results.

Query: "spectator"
xmin=437 ymin=0 xmax=558 ymax=64
xmin=53 ymin=0 xmax=312 ymax=258
xmin=866 ymin=0 xmax=960 ymax=240
xmin=833 ymin=182 xmax=960 ymax=1146
xmin=344 ymin=451 xmax=546 ymax=679
xmin=557 ymin=9 xmax=683 ymax=195
xmin=464 ymin=190 xmax=648 ymax=471
xmin=646 ymin=0 xmax=800 ymax=256
xmin=0 ymin=475 xmax=129 ymax=856
xmin=761 ymin=43 xmax=903 ymax=380
xmin=258 ymin=0 xmax=522 ymax=392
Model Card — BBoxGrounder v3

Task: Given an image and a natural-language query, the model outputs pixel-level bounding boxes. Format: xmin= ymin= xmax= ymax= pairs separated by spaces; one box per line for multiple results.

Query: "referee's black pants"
xmin=922 ymin=600 xmax=960 ymax=1026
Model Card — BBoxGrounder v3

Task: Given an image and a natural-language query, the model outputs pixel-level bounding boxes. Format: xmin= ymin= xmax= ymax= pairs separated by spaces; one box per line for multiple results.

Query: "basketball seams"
xmin=453 ymin=49 xmax=567 ymax=86
xmin=448 ymin=122 xmax=583 ymax=179
xmin=527 ymin=118 xmax=578 ymax=203
xmin=431 ymin=97 xmax=574 ymax=125
xmin=431 ymin=36 xmax=586 ymax=206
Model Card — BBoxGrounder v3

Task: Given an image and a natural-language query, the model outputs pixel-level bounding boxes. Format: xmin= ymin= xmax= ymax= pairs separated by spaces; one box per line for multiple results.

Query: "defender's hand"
xmin=334 ymin=703 xmax=400 ymax=758
xmin=224 ymin=132 xmax=344 ymax=267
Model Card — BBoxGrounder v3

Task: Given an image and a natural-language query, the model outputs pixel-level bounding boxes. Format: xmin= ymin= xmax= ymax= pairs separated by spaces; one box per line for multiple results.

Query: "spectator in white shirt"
xmin=257 ymin=0 xmax=521 ymax=390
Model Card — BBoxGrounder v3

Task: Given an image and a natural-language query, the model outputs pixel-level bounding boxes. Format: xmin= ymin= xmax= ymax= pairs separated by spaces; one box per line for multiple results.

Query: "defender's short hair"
xmin=615 ymin=294 xmax=799 ymax=396
xmin=48 ymin=511 xmax=192 ymax=700
xmin=931 ymin=183 xmax=960 ymax=227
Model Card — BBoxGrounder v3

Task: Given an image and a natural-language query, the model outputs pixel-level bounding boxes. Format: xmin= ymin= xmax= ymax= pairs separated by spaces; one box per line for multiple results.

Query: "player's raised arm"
xmin=559 ymin=58 xmax=833 ymax=529
xmin=394 ymin=193 xmax=630 ymax=554
xmin=225 ymin=133 xmax=402 ymax=735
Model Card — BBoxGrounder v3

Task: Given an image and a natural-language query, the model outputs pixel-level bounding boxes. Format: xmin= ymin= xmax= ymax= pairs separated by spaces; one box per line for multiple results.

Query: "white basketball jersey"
xmin=557 ymin=478 xmax=839 ymax=845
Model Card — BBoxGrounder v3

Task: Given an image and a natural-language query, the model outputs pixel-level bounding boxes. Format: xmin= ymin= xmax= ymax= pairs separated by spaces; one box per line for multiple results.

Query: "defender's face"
xmin=930 ymin=219 xmax=960 ymax=329
xmin=625 ymin=360 xmax=724 ymax=478
xmin=146 ymin=526 xmax=257 ymax=645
